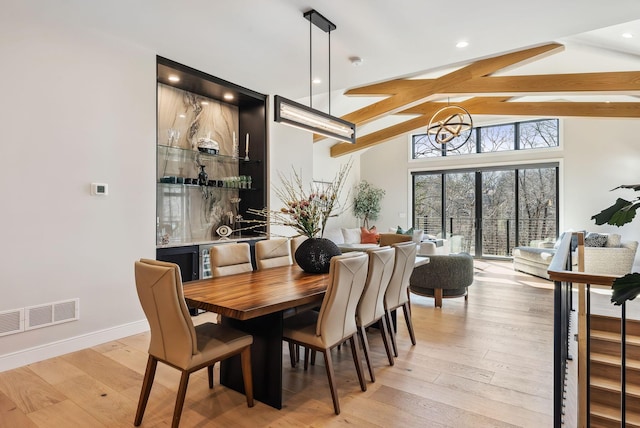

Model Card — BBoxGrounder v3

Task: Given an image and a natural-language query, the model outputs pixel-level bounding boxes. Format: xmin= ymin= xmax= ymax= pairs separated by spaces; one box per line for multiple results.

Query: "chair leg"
xmin=310 ymin=349 xmax=317 ymax=366
xmin=402 ymin=302 xmax=417 ymax=346
xmin=379 ymin=316 xmax=395 ymax=366
xmin=322 ymin=348 xmax=340 ymax=415
xmin=465 ymin=287 xmax=469 ymax=302
xmin=240 ymin=346 xmax=254 ymax=407
xmin=207 ymin=365 xmax=214 ymax=389
xmin=134 ymin=355 xmax=158 ymax=426
xmin=349 ymin=335 xmax=367 ymax=392
xmin=434 ymin=288 xmax=443 ymax=308
xmin=385 ymin=310 xmax=398 ymax=357
xmin=304 ymin=347 xmax=311 ymax=371
xmin=171 ymin=371 xmax=190 ymax=428
xmin=288 ymin=342 xmax=297 ymax=368
xmin=357 ymin=325 xmax=375 ymax=382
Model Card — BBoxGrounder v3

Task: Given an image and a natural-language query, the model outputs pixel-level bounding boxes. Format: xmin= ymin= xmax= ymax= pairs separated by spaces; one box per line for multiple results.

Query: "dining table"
xmin=182 ymin=255 xmax=429 ymax=409
xmin=182 ymin=264 xmax=331 ymax=409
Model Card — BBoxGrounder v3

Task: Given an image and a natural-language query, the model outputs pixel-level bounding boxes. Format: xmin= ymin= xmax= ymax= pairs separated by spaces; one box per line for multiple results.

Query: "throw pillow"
xmin=606 ymin=233 xmax=622 ymax=248
xmin=360 ymin=226 xmax=379 ymax=244
xmin=585 ymin=232 xmax=608 ymax=247
xmin=396 ymin=226 xmax=423 ymax=244
xmin=341 ymin=227 xmax=361 ymax=244
xmin=396 ymin=226 xmax=414 ymax=235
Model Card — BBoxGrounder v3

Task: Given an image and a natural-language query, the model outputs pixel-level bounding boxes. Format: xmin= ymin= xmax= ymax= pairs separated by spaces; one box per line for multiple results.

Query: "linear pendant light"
xmin=274 ymin=9 xmax=356 ymax=144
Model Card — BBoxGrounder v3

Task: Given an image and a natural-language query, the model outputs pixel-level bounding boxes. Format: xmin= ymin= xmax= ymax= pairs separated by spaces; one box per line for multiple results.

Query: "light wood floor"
xmin=0 ymin=261 xmax=555 ymax=427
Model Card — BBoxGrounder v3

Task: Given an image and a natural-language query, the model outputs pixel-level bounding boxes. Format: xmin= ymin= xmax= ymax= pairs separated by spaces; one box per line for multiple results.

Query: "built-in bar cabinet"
xmin=155 ymin=57 xmax=267 ymax=280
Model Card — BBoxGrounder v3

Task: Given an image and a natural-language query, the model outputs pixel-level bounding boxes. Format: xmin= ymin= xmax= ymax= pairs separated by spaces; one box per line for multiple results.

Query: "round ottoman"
xmin=409 ymin=253 xmax=474 ymax=307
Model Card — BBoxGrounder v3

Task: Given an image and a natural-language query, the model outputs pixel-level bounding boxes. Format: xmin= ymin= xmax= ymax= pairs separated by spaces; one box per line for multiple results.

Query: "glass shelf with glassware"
xmin=158 ymin=144 xmax=258 ymax=164
xmin=157 ymin=180 xmax=257 ymax=191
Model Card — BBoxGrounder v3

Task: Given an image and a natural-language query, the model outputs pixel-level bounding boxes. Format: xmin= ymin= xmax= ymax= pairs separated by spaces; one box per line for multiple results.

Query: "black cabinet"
xmin=156 ymin=245 xmax=199 ymax=282
xmin=157 ymin=245 xmax=199 ymax=315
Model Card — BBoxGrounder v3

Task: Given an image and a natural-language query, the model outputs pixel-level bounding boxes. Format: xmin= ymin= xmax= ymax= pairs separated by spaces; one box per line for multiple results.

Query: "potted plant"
xmin=353 ymin=180 xmax=385 ymax=229
xmin=592 ymin=184 xmax=640 ymax=305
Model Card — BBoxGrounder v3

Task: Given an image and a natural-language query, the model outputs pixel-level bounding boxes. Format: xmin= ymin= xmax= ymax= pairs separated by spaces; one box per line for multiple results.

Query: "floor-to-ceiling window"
xmin=413 ymin=165 xmax=558 ymax=257
xmin=412 ymin=118 xmax=559 ymax=258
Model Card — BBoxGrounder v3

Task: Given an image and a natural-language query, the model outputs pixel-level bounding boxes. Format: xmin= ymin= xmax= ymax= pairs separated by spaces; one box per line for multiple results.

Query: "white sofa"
xmin=326 ymin=227 xmax=449 ymax=255
xmin=512 ymin=233 xmax=638 ymax=279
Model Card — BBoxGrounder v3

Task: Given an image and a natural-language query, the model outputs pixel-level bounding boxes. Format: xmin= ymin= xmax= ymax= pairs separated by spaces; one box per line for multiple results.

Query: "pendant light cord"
xmin=328 ymin=29 xmax=331 ymax=115
xmin=309 ymin=17 xmax=312 ymax=109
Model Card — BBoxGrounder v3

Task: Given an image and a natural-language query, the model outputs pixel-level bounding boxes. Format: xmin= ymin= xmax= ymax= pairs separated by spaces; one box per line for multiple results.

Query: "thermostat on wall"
xmin=91 ymin=183 xmax=108 ymax=196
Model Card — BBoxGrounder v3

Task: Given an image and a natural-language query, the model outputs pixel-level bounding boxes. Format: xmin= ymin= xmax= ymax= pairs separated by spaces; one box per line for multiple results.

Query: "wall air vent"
xmin=25 ymin=299 xmax=79 ymax=331
xmin=0 ymin=308 xmax=24 ymax=336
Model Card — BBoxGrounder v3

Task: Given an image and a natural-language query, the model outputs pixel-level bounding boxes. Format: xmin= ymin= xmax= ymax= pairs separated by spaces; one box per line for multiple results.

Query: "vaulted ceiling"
xmin=326 ymin=42 xmax=640 ymax=157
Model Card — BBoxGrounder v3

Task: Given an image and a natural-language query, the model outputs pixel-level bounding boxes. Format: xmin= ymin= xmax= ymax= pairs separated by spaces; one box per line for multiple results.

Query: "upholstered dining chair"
xmin=133 ymin=259 xmax=254 ymax=428
xmin=384 ymin=241 xmax=417 ymax=357
xmin=209 ymin=242 xmax=253 ymax=277
xmin=356 ymin=246 xmax=396 ymax=382
xmin=255 ymin=238 xmax=292 ymax=270
xmin=282 ymin=252 xmax=369 ymax=415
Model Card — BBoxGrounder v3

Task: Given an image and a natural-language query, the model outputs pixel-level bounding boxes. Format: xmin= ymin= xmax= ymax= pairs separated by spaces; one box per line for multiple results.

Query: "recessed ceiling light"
xmin=223 ymin=93 xmax=234 ymax=100
xmin=178 ymin=114 xmax=186 ymax=118
xmin=201 ymin=101 xmax=209 ymax=105
xmin=622 ymin=32 xmax=633 ymax=39
xmin=312 ymin=78 xmax=322 ymax=85
xmin=168 ymin=75 xmax=180 ymax=82
xmin=456 ymin=41 xmax=469 ymax=48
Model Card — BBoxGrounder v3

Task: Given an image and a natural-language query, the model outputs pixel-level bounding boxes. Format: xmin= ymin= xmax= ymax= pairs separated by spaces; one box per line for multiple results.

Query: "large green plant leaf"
xmin=591 ymin=198 xmax=637 ymax=226
xmin=611 ymin=273 xmax=640 ymax=306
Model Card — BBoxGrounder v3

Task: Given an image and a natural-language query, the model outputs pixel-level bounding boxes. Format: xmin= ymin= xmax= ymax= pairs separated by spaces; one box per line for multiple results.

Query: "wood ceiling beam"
xmin=330 ymin=42 xmax=640 ymax=157
xmin=350 ymin=71 xmax=640 ymax=98
xmin=330 ymin=115 xmax=430 ymax=157
xmin=336 ymin=43 xmax=563 ymax=127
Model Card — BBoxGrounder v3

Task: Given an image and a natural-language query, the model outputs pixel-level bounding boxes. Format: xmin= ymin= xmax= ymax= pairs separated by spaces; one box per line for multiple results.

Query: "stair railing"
xmin=548 ymin=232 xmax=619 ymax=428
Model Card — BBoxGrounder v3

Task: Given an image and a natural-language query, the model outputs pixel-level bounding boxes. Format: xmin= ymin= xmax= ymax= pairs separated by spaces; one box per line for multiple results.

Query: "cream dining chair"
xmin=255 ymin=238 xmax=292 ymax=270
xmin=356 ymin=246 xmax=396 ymax=382
xmin=282 ymin=252 xmax=369 ymax=415
xmin=384 ymin=241 xmax=418 ymax=357
xmin=133 ymin=259 xmax=254 ymax=428
xmin=209 ymin=242 xmax=253 ymax=277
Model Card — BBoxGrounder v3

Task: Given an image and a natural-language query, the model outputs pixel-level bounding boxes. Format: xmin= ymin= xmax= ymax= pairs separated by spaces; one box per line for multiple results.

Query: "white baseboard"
xmin=0 ymin=319 xmax=150 ymax=373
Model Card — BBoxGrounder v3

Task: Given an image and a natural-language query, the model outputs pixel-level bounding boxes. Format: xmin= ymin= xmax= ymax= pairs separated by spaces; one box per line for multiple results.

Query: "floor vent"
xmin=0 ymin=308 xmax=24 ymax=337
xmin=25 ymin=299 xmax=79 ymax=331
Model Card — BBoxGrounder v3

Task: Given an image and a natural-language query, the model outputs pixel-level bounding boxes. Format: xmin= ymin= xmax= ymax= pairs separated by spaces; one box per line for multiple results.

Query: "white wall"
xmin=0 ymin=11 xmax=154 ymax=369
xmin=360 ymin=118 xmax=640 ymax=270
xmin=562 ymin=118 xmax=640 ymax=250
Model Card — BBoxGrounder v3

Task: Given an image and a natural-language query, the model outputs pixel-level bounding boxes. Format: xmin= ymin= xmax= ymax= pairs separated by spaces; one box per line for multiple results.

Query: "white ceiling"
xmin=12 ymin=0 xmax=640 ymax=104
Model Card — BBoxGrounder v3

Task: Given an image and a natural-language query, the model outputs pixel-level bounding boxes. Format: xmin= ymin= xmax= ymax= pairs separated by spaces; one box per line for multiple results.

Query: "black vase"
xmin=295 ymin=237 xmax=341 ymax=274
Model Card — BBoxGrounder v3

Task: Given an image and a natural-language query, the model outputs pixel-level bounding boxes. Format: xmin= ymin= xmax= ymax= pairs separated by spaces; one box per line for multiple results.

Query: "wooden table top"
xmin=183 ymin=265 xmax=330 ymax=320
